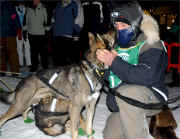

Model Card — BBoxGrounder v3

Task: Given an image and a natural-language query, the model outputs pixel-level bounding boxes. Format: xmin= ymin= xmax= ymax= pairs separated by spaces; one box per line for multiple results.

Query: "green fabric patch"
xmin=78 ymin=128 xmax=95 ymax=138
xmin=78 ymin=128 xmax=86 ymax=136
xmin=109 ymin=41 xmax=145 ymax=88
xmin=24 ymin=117 xmax=34 ymax=123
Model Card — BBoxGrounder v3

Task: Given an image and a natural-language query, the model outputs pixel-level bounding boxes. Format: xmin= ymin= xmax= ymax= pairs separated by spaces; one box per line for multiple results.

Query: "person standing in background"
xmin=71 ymin=0 xmax=84 ymax=63
xmin=16 ymin=0 xmax=31 ymax=69
xmin=52 ymin=0 xmax=79 ymax=66
xmin=24 ymin=0 xmax=48 ymax=72
xmin=0 ymin=0 xmax=21 ymax=73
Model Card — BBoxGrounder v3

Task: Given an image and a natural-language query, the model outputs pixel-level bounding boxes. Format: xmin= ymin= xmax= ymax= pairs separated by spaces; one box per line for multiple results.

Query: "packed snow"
xmin=0 ymin=73 xmax=179 ymax=139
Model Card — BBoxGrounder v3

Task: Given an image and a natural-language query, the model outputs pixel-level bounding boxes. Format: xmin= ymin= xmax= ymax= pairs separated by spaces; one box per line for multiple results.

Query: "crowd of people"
xmin=0 ymin=0 xmax=83 ymax=73
xmin=0 ymin=0 xmax=109 ymax=73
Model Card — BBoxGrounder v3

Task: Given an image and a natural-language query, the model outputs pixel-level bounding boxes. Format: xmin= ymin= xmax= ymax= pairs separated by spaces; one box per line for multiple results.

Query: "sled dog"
xmin=0 ymin=32 xmax=107 ymax=139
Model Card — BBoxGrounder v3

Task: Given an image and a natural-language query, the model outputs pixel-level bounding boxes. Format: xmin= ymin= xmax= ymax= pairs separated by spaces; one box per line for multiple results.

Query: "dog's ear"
xmin=96 ymin=34 xmax=105 ymax=45
xmin=88 ymin=32 xmax=96 ymax=48
xmin=101 ymin=30 xmax=116 ymax=48
xmin=96 ymin=34 xmax=106 ymax=49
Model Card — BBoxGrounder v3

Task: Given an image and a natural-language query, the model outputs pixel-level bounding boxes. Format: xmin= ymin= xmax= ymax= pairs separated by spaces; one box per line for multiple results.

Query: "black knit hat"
xmin=110 ymin=0 xmax=143 ymax=38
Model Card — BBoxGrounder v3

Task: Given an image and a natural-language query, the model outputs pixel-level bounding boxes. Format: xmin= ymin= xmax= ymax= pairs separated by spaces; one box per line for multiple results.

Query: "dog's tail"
xmin=0 ymin=90 xmax=15 ymax=104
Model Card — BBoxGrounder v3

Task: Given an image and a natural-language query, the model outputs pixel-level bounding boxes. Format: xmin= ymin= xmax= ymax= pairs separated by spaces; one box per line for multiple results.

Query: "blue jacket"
xmin=0 ymin=1 xmax=21 ymax=37
xmin=53 ymin=0 xmax=78 ymax=37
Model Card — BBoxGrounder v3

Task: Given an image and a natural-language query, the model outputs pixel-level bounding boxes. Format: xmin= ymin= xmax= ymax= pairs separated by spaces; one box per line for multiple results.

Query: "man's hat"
xmin=110 ymin=0 xmax=143 ymax=38
xmin=111 ymin=1 xmax=143 ymax=25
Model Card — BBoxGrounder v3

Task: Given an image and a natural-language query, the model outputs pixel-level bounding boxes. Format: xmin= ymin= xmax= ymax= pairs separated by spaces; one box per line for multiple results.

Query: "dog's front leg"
xmin=85 ymin=99 xmax=97 ymax=139
xmin=69 ymin=103 xmax=81 ymax=139
xmin=22 ymin=107 xmax=32 ymax=121
xmin=80 ymin=114 xmax=86 ymax=131
xmin=0 ymin=104 xmax=21 ymax=127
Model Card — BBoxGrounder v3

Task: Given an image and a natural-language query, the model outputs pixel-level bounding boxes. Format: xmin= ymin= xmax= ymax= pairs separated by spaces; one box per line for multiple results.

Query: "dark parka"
xmin=106 ymin=14 xmax=168 ymax=111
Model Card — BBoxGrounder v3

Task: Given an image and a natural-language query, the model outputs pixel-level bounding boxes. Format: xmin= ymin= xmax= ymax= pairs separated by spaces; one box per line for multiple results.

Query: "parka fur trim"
xmin=140 ymin=14 xmax=160 ymax=45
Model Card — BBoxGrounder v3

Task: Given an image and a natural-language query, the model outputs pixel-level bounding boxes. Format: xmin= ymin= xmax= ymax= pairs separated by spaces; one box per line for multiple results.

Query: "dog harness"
xmin=109 ymin=41 xmax=145 ymax=88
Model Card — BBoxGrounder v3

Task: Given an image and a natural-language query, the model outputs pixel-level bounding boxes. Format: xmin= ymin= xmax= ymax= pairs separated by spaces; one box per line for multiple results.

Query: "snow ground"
xmin=0 ymin=93 xmax=110 ymax=139
xmin=0 ymin=74 xmax=180 ymax=139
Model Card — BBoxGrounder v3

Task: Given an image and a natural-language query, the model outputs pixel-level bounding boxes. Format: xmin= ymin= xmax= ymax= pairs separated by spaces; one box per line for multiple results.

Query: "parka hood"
xmin=139 ymin=13 xmax=160 ymax=45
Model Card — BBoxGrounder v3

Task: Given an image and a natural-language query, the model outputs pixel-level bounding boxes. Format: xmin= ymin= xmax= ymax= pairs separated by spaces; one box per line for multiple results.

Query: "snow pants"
xmin=103 ymin=85 xmax=161 ymax=139
xmin=16 ymin=36 xmax=31 ymax=66
xmin=0 ymin=37 xmax=20 ymax=72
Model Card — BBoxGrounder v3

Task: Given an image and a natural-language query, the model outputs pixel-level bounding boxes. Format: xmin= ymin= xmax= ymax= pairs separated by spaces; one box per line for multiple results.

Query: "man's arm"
xmin=110 ymin=49 xmax=168 ymax=86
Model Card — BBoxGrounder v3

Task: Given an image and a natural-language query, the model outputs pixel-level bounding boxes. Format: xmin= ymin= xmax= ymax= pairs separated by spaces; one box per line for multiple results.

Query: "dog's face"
xmin=85 ymin=31 xmax=116 ymax=70
xmin=85 ymin=33 xmax=107 ymax=70
xmin=101 ymin=29 xmax=116 ymax=48
xmin=34 ymin=97 xmax=69 ymax=136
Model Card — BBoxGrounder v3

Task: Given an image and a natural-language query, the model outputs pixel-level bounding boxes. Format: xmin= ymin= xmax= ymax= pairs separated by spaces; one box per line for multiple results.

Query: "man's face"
xmin=33 ymin=0 xmax=40 ymax=6
xmin=115 ymin=22 xmax=130 ymax=30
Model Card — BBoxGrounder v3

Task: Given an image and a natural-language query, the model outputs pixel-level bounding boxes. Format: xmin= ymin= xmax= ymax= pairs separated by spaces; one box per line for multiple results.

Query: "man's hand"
xmin=96 ymin=49 xmax=118 ymax=66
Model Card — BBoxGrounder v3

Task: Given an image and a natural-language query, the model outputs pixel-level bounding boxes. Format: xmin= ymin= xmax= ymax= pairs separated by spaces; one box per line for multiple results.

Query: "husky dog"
xmin=33 ymin=96 xmax=70 ymax=136
xmin=33 ymin=96 xmax=87 ymax=136
xmin=149 ymin=108 xmax=178 ymax=139
xmin=0 ymin=32 xmax=107 ymax=139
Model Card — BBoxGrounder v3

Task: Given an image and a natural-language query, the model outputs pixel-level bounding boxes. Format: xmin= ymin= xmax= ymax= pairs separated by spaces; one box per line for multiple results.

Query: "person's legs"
xmin=104 ymin=84 xmax=161 ymax=139
xmin=38 ymin=35 xmax=48 ymax=69
xmin=52 ymin=36 xmax=70 ymax=66
xmin=79 ymin=29 xmax=89 ymax=59
xmin=116 ymin=85 xmax=160 ymax=139
xmin=24 ymin=38 xmax=31 ymax=66
xmin=52 ymin=36 xmax=61 ymax=67
xmin=7 ymin=37 xmax=20 ymax=72
xmin=16 ymin=37 xmax=24 ymax=66
xmin=103 ymin=113 xmax=126 ymax=139
xmin=28 ymin=34 xmax=39 ymax=71
xmin=0 ymin=42 xmax=7 ymax=71
xmin=71 ymin=39 xmax=80 ymax=64
xmin=63 ymin=37 xmax=73 ymax=65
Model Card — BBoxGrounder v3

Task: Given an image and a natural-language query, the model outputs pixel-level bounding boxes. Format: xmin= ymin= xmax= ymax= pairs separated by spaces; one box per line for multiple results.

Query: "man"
xmin=16 ymin=0 xmax=31 ymax=68
xmin=96 ymin=1 xmax=168 ymax=139
xmin=52 ymin=0 xmax=79 ymax=66
xmin=0 ymin=1 xmax=20 ymax=73
xmin=24 ymin=0 xmax=48 ymax=72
